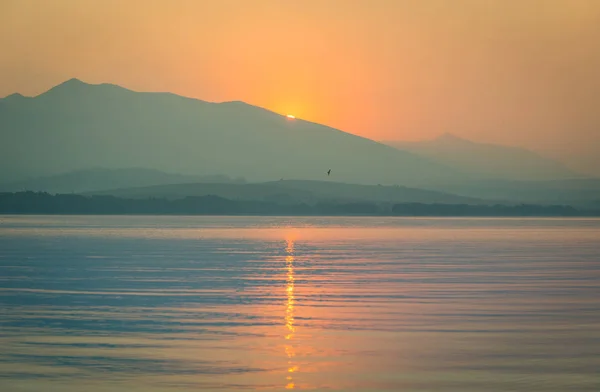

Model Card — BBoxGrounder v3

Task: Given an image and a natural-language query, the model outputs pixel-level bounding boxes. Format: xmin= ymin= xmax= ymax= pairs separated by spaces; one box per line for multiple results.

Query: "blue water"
xmin=1 ymin=216 xmax=599 ymax=391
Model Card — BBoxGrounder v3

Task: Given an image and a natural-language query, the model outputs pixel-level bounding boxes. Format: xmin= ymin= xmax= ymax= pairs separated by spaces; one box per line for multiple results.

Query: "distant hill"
xmin=432 ymin=178 xmax=600 ymax=208
xmin=263 ymin=180 xmax=488 ymax=204
xmin=0 ymin=78 xmax=467 ymax=187
xmin=0 ymin=168 xmax=245 ymax=194
xmin=87 ymin=179 xmax=488 ymax=205
xmin=384 ymin=133 xmax=580 ymax=181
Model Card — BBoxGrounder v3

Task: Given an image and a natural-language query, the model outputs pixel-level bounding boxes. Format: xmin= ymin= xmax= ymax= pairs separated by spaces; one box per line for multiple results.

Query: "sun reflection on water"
xmin=284 ymin=237 xmax=297 ymax=389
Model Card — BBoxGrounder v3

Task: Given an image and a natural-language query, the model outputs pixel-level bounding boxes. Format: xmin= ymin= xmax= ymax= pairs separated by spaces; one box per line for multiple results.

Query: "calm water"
xmin=1 ymin=216 xmax=599 ymax=391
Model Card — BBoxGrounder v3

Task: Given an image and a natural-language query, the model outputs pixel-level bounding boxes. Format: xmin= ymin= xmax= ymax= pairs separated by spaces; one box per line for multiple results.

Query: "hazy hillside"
xmin=263 ymin=180 xmax=488 ymax=204
xmin=0 ymin=168 xmax=245 ymax=194
xmin=384 ymin=133 xmax=580 ymax=181
xmin=0 ymin=79 xmax=466 ymax=187
xmin=88 ymin=179 xmax=487 ymax=205
xmin=432 ymin=178 xmax=600 ymax=207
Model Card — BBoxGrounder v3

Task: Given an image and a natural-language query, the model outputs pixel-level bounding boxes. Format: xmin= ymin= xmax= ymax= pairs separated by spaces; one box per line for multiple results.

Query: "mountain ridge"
xmin=86 ymin=178 xmax=489 ymax=205
xmin=0 ymin=168 xmax=246 ymax=194
xmin=384 ymin=133 xmax=579 ymax=181
xmin=0 ymin=78 xmax=467 ymax=186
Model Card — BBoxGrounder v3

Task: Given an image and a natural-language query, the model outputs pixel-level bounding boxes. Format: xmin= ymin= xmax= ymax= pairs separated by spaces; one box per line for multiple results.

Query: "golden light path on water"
xmin=284 ymin=237 xmax=297 ymax=389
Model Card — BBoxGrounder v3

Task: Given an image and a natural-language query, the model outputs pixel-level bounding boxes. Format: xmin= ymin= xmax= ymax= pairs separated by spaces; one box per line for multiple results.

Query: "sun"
xmin=286 ymin=114 xmax=295 ymax=119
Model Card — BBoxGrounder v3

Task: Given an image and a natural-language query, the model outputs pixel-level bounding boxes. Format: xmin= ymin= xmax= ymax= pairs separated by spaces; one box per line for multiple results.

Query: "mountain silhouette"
xmin=86 ymin=179 xmax=487 ymax=205
xmin=0 ymin=168 xmax=245 ymax=194
xmin=384 ymin=133 xmax=579 ymax=181
xmin=0 ymin=79 xmax=466 ymax=186
xmin=435 ymin=178 xmax=600 ymax=208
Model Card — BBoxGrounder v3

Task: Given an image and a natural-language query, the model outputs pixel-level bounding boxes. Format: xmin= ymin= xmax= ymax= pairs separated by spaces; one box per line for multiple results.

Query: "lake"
xmin=1 ymin=216 xmax=599 ymax=391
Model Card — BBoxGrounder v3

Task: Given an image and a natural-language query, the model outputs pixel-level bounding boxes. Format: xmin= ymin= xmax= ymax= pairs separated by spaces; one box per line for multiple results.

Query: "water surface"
xmin=1 ymin=216 xmax=599 ymax=391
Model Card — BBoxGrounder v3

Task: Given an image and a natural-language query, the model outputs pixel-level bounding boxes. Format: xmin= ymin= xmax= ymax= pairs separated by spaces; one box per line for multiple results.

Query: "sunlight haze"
xmin=1 ymin=0 xmax=599 ymax=173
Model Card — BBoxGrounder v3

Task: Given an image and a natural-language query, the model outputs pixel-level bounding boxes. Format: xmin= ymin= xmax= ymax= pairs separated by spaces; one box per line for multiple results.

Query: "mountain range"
xmin=434 ymin=178 xmax=600 ymax=208
xmin=0 ymin=168 xmax=244 ymax=194
xmin=1 ymin=78 xmax=597 ymax=208
xmin=86 ymin=178 xmax=486 ymax=205
xmin=383 ymin=133 xmax=579 ymax=181
xmin=0 ymin=78 xmax=464 ymax=187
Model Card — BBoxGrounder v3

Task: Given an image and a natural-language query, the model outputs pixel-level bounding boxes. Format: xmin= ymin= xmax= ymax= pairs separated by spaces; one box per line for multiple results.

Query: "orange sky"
xmin=1 ymin=0 xmax=599 ymax=165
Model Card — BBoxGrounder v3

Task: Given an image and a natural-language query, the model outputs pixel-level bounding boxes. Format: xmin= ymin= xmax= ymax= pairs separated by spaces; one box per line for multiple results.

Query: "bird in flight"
xmin=327 ymin=169 xmax=331 ymax=176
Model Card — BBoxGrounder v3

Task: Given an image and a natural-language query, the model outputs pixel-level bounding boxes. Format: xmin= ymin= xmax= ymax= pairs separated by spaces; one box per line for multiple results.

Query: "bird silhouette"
xmin=327 ymin=169 xmax=331 ymax=176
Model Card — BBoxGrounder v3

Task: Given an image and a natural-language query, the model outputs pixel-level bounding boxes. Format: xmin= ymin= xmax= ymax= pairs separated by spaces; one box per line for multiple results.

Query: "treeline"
xmin=0 ymin=191 xmax=597 ymax=217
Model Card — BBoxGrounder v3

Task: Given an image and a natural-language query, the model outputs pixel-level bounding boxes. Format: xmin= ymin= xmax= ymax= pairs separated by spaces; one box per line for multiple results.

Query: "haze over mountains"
xmin=1 ymin=79 xmax=598 ymax=209
xmin=436 ymin=178 xmax=600 ymax=208
xmin=384 ymin=133 xmax=580 ymax=181
xmin=0 ymin=79 xmax=464 ymax=187
xmin=0 ymin=168 xmax=244 ymax=194
xmin=86 ymin=178 xmax=486 ymax=206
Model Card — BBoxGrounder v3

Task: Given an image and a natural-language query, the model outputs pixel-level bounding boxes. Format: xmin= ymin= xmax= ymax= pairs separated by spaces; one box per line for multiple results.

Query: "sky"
xmin=1 ymin=0 xmax=599 ymax=173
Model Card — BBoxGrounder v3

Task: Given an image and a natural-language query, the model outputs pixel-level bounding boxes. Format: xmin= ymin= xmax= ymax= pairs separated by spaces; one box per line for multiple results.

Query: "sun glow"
xmin=286 ymin=114 xmax=295 ymax=119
